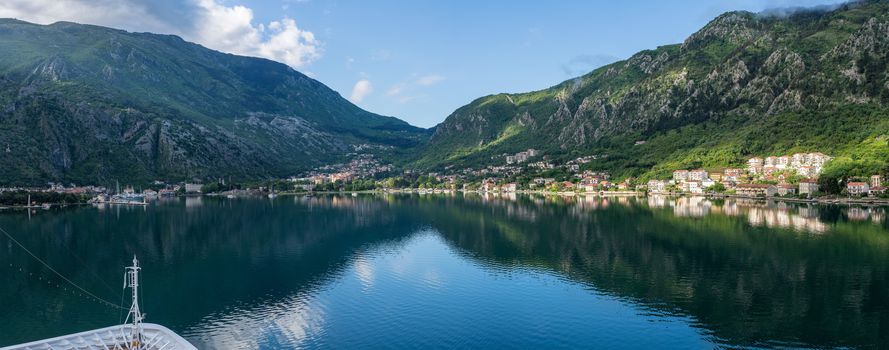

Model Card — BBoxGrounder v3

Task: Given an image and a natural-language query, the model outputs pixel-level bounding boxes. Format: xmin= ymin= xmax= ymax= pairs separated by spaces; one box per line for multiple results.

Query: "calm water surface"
xmin=1 ymin=194 xmax=888 ymax=348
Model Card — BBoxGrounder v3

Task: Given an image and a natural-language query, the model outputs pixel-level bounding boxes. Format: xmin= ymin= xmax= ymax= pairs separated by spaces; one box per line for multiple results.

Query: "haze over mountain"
xmin=416 ymin=0 xmax=889 ymax=180
xmin=0 ymin=19 xmax=428 ymax=185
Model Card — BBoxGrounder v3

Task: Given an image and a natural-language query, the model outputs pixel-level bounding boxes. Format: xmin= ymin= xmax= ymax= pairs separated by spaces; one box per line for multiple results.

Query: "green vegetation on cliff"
xmin=0 ymin=19 xmax=429 ymax=185
xmin=416 ymin=1 xmax=889 ymax=180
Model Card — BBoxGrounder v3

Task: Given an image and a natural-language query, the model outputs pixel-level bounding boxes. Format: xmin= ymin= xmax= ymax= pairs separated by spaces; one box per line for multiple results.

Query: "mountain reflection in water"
xmin=0 ymin=194 xmax=887 ymax=349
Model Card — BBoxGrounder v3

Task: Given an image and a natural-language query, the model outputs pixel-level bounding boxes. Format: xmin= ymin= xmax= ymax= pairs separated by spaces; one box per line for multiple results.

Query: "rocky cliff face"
xmin=418 ymin=1 xmax=889 ymax=177
xmin=0 ymin=19 xmax=428 ymax=184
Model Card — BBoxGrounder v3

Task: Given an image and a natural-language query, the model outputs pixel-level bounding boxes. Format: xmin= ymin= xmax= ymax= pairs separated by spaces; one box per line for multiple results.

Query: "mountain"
xmin=0 ymin=19 xmax=429 ymax=185
xmin=416 ymin=1 xmax=889 ymax=180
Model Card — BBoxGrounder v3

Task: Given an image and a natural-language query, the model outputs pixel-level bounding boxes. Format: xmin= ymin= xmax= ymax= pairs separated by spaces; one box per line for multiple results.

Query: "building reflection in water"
xmin=461 ymin=193 xmax=887 ymax=235
xmin=304 ymin=193 xmax=886 ymax=236
xmin=642 ymin=195 xmax=886 ymax=233
xmin=185 ymin=196 xmax=203 ymax=209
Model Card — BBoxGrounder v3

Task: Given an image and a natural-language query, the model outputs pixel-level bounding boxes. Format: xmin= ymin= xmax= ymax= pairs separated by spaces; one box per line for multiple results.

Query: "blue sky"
xmin=0 ymin=0 xmax=849 ymax=127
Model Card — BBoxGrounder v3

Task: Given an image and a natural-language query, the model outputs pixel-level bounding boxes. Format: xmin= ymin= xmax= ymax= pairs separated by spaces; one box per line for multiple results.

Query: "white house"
xmin=799 ymin=180 xmax=819 ymax=196
xmin=847 ymin=182 xmax=870 ymax=196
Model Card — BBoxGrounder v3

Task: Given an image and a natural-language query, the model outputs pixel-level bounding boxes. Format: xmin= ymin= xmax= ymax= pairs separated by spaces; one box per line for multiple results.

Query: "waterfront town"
xmin=2 ymin=148 xmax=887 ymax=209
xmin=282 ymin=149 xmax=888 ymax=201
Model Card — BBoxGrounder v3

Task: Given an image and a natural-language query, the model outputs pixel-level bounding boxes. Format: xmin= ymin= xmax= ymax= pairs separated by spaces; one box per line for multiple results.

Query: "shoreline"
xmin=6 ymin=190 xmax=885 ymax=209
xmin=0 ymin=203 xmax=90 ymax=210
xmin=272 ymin=189 xmax=889 ymax=206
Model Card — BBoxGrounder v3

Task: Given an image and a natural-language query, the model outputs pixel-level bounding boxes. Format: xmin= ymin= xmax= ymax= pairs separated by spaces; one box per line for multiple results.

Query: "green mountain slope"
xmin=0 ymin=19 xmax=429 ymax=185
xmin=417 ymin=1 xmax=889 ymax=180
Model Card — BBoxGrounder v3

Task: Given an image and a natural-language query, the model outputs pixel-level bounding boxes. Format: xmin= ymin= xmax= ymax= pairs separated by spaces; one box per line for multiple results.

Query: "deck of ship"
xmin=0 ymin=324 xmax=196 ymax=350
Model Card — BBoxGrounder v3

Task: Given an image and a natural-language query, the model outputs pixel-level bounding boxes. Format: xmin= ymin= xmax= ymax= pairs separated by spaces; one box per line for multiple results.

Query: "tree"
xmin=710 ymin=182 xmax=727 ymax=193
xmin=818 ymin=175 xmax=843 ymax=195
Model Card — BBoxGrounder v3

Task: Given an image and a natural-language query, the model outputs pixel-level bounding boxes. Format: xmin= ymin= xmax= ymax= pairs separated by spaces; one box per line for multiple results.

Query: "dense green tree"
xmin=818 ymin=175 xmax=844 ymax=195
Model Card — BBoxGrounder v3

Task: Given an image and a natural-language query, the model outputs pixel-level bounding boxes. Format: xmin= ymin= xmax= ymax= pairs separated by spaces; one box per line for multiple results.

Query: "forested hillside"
xmin=417 ymin=1 xmax=889 ymax=180
xmin=0 ymin=19 xmax=428 ymax=185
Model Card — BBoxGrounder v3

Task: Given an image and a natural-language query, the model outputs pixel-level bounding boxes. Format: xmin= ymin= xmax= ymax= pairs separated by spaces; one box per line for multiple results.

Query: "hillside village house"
xmin=870 ymin=175 xmax=886 ymax=195
xmin=581 ymin=176 xmax=600 ymax=186
xmin=747 ymin=157 xmax=764 ymax=175
xmin=581 ymin=171 xmax=610 ymax=181
xmin=777 ymin=156 xmax=790 ymax=168
xmin=647 ymin=180 xmax=668 ymax=194
xmin=673 ymin=170 xmax=689 ymax=182
xmin=184 ymin=183 xmax=202 ymax=193
xmin=847 ymin=182 xmax=870 ymax=196
xmin=736 ymin=184 xmax=777 ymax=197
xmin=748 ymin=153 xmax=831 ymax=179
xmin=791 ymin=153 xmax=807 ymax=167
xmin=777 ymin=184 xmax=796 ymax=196
xmin=505 ymin=149 xmax=538 ymax=165
xmin=723 ymin=168 xmax=742 ymax=182
xmin=796 ymin=165 xmax=816 ymax=177
xmin=533 ymin=178 xmax=556 ymax=186
xmin=330 ymin=172 xmax=354 ymax=183
xmin=626 ymin=152 xmax=832 ymax=196
xmin=799 ymin=179 xmax=819 ymax=196
xmin=688 ymin=169 xmax=708 ymax=181
xmin=682 ymin=181 xmax=704 ymax=194
xmin=311 ymin=175 xmax=328 ymax=185
xmin=701 ymin=178 xmax=717 ymax=189
xmin=501 ymin=183 xmax=517 ymax=192
xmin=807 ymin=152 xmax=831 ymax=167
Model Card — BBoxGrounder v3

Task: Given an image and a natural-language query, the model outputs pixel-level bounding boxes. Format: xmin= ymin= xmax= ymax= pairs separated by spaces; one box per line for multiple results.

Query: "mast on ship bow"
xmin=124 ymin=255 xmax=145 ymax=349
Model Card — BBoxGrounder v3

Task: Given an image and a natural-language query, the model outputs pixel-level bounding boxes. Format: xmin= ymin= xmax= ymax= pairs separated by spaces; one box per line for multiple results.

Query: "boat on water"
xmin=109 ymin=193 xmax=148 ymax=206
xmin=22 ymin=195 xmax=42 ymax=209
xmin=1 ymin=257 xmax=196 ymax=350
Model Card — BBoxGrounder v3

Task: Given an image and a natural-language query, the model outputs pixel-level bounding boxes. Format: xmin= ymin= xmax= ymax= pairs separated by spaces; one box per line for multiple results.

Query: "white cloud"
xmin=349 ymin=79 xmax=373 ymax=103
xmin=0 ymin=0 xmax=166 ymax=32
xmin=385 ymin=74 xmax=443 ymax=104
xmin=415 ymin=74 xmax=445 ymax=86
xmin=0 ymin=0 xmax=321 ymax=68
xmin=397 ymin=95 xmax=422 ymax=104
xmin=386 ymin=74 xmax=447 ymax=104
xmin=386 ymin=83 xmax=405 ymax=96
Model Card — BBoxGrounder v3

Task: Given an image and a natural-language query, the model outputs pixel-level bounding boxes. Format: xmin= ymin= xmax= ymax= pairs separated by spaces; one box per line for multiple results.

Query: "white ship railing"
xmin=0 ymin=323 xmax=196 ymax=350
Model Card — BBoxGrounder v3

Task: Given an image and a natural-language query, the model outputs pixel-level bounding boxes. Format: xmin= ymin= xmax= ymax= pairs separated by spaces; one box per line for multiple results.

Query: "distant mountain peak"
xmin=415 ymin=2 xmax=889 ymax=181
xmin=682 ymin=11 xmax=758 ymax=51
xmin=0 ymin=19 xmax=428 ymax=185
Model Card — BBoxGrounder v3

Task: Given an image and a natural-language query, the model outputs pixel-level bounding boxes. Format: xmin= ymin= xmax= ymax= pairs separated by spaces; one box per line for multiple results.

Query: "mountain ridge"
xmin=414 ymin=0 xmax=889 ymax=180
xmin=0 ymin=18 xmax=429 ymax=185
